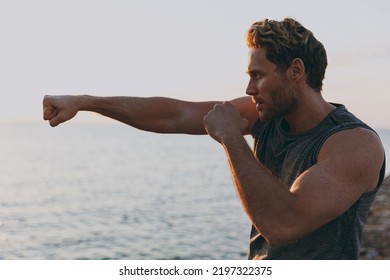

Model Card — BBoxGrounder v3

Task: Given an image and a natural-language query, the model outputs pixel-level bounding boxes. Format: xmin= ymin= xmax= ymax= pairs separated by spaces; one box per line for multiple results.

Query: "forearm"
xmin=202 ymin=101 xmax=298 ymax=244
xmin=77 ymin=95 xmax=179 ymax=132
xmin=65 ymin=95 xmax=217 ymax=134
xmin=221 ymin=135 xmax=298 ymax=246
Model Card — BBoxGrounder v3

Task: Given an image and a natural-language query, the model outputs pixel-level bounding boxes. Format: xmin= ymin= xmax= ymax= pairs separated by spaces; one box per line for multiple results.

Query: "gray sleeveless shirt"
xmin=249 ymin=104 xmax=386 ymax=259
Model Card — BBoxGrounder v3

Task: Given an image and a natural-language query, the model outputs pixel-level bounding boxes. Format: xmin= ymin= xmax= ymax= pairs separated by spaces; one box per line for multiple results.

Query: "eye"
xmin=254 ymin=73 xmax=263 ymax=80
xmin=247 ymin=70 xmax=264 ymax=80
xmin=250 ymin=72 xmax=263 ymax=81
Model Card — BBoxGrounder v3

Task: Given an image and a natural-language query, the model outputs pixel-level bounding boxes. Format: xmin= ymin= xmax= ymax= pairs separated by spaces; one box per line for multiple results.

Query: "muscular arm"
xmin=43 ymin=95 xmax=258 ymax=134
xmin=204 ymin=102 xmax=385 ymax=246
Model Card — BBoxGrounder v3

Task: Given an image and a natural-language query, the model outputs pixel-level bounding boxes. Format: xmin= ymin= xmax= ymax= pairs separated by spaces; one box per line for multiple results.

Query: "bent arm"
xmin=221 ymin=128 xmax=384 ymax=246
xmin=204 ymin=103 xmax=385 ymax=246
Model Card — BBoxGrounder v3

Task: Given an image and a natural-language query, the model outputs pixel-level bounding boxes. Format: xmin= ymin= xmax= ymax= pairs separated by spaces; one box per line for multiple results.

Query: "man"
xmin=43 ymin=18 xmax=385 ymax=259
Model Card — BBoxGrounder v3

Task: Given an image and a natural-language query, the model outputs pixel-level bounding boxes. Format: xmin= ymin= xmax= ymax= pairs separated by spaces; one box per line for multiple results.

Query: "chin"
xmin=258 ymin=112 xmax=272 ymax=122
xmin=258 ymin=110 xmax=281 ymax=122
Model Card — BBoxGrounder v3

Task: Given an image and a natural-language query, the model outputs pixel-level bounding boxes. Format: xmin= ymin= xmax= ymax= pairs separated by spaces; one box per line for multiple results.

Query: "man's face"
xmin=246 ymin=47 xmax=297 ymax=122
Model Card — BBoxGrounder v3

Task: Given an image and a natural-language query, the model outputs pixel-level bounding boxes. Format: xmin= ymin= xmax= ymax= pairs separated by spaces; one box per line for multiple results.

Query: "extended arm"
xmin=43 ymin=95 xmax=258 ymax=135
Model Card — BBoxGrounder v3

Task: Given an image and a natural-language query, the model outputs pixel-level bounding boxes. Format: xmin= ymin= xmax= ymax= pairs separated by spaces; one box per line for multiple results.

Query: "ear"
xmin=289 ymin=58 xmax=305 ymax=80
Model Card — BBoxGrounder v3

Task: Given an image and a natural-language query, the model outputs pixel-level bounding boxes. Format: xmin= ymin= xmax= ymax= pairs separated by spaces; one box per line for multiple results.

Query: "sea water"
xmin=0 ymin=123 xmax=389 ymax=260
xmin=0 ymin=123 xmax=251 ymax=259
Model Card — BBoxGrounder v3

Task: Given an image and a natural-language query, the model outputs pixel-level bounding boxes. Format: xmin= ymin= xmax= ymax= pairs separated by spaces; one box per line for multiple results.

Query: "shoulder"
xmin=320 ymin=127 xmax=383 ymax=157
xmin=318 ymin=127 xmax=385 ymax=192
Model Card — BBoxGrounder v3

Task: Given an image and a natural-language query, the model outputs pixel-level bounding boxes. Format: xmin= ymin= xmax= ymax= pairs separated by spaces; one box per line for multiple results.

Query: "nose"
xmin=246 ymin=78 xmax=257 ymax=96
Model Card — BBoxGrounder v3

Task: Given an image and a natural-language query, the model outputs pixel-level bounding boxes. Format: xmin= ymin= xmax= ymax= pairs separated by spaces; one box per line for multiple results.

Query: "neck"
xmin=283 ymin=91 xmax=335 ymax=134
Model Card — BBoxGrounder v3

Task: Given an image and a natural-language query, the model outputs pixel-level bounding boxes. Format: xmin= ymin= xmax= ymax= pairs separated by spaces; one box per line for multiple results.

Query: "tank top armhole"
xmin=313 ymin=126 xmax=386 ymax=194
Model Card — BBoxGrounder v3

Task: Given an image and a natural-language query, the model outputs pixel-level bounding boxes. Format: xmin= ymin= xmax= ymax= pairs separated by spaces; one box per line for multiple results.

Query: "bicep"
xmin=289 ymin=128 xmax=384 ymax=233
xmin=176 ymin=96 xmax=258 ymax=135
xmin=175 ymin=100 xmax=220 ymax=134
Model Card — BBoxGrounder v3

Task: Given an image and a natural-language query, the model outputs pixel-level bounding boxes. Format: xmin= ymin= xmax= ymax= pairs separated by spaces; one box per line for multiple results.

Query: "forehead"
xmin=247 ymin=47 xmax=277 ymax=72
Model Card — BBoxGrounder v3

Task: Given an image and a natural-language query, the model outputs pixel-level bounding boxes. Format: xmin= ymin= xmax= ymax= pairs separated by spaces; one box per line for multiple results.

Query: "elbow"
xmin=253 ymin=220 xmax=303 ymax=247
xmin=264 ymin=233 xmax=298 ymax=247
xmin=252 ymin=197 xmax=310 ymax=247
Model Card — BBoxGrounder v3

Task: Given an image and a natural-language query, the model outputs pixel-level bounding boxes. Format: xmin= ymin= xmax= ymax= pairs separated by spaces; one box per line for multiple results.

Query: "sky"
xmin=1 ymin=0 xmax=389 ymax=128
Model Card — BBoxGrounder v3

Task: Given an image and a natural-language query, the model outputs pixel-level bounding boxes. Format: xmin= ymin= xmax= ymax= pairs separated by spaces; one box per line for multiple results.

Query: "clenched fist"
xmin=203 ymin=101 xmax=248 ymax=143
xmin=43 ymin=95 xmax=80 ymax=127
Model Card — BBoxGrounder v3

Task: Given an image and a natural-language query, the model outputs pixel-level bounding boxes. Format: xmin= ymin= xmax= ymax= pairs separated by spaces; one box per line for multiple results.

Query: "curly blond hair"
xmin=246 ymin=18 xmax=327 ymax=92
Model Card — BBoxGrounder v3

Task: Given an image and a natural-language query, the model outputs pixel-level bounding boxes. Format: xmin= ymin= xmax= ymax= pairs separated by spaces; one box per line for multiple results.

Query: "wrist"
xmin=77 ymin=95 xmax=96 ymax=111
xmin=220 ymin=131 xmax=246 ymax=146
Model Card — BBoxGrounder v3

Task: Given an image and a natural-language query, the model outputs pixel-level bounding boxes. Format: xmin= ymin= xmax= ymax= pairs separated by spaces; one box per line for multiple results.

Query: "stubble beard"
xmin=258 ymin=80 xmax=298 ymax=122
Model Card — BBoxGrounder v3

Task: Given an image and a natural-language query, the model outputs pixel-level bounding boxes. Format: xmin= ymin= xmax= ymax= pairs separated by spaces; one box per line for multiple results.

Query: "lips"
xmin=254 ymin=100 xmax=264 ymax=111
xmin=251 ymin=97 xmax=265 ymax=111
